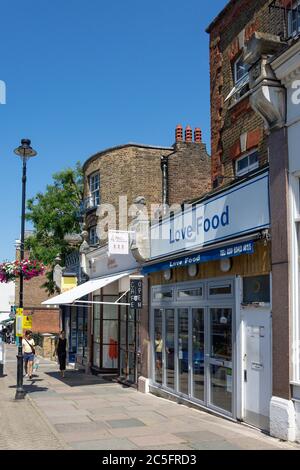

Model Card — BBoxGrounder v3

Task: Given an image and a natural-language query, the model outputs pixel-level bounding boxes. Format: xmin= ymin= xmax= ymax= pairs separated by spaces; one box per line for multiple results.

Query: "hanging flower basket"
xmin=0 ymin=260 xmax=46 ymax=283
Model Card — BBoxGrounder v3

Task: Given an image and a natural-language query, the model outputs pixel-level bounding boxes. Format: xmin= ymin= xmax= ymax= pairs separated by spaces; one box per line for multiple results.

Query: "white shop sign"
xmin=150 ymin=172 xmax=270 ymax=259
xmin=108 ymin=230 xmax=129 ymax=255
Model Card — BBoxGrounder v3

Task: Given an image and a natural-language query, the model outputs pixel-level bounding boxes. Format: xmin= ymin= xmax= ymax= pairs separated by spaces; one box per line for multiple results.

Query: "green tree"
xmin=25 ymin=163 xmax=84 ymax=294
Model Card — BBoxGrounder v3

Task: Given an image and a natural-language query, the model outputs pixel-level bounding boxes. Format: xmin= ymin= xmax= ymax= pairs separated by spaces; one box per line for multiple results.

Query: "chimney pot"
xmin=194 ymin=128 xmax=202 ymax=143
xmin=175 ymin=124 xmax=183 ymax=142
xmin=185 ymin=125 xmax=193 ymax=142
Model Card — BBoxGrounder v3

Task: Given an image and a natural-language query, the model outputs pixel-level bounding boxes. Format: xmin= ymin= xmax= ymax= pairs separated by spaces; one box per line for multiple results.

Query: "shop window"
xmin=208 ymin=281 xmax=233 ymax=298
xmin=236 ymin=150 xmax=259 ymax=177
xmin=177 ymin=287 xmax=203 ymax=300
xmin=243 ymin=275 xmax=270 ymax=304
xmin=153 ymin=288 xmax=173 ymax=302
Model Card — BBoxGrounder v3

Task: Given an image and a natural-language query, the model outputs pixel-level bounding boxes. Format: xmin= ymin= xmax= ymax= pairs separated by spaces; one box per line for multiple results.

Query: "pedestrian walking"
xmin=55 ymin=331 xmax=67 ymax=378
xmin=22 ymin=330 xmax=35 ymax=380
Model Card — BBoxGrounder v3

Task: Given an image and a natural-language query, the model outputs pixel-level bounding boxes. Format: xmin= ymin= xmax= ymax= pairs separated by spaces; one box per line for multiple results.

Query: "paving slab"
xmin=71 ymin=438 xmax=139 ymax=450
xmin=105 ymin=418 xmax=146 ymax=429
xmin=129 ymin=433 xmax=185 ymax=447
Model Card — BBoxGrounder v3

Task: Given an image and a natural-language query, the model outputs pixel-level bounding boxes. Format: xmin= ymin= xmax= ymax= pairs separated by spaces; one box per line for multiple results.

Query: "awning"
xmin=42 ymin=271 xmax=132 ymax=306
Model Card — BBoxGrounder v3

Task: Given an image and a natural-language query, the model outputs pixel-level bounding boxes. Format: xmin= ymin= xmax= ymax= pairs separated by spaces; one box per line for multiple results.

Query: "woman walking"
xmin=22 ymin=330 xmax=35 ymax=380
xmin=56 ymin=331 xmax=67 ymax=378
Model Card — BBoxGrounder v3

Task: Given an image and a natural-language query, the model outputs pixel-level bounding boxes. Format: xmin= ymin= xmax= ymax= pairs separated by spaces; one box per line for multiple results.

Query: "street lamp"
xmin=14 ymin=139 xmax=37 ymax=400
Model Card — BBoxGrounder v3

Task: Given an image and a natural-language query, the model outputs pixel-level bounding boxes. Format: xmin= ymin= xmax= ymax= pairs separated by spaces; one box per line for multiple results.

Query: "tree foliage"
xmin=25 ymin=163 xmax=83 ymax=294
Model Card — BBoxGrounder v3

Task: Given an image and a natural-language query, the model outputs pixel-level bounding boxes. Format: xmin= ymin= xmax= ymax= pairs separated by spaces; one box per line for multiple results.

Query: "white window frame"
xmin=235 ymin=149 xmax=259 ymax=177
xmin=89 ymin=172 xmax=100 ymax=208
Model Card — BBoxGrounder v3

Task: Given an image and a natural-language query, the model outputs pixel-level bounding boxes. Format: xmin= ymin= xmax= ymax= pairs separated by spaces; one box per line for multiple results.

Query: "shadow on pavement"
xmin=45 ymin=370 xmax=117 ymax=387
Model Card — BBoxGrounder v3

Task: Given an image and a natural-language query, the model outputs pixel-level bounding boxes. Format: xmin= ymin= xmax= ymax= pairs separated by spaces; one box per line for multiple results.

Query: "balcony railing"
xmin=269 ymin=0 xmax=300 ymax=41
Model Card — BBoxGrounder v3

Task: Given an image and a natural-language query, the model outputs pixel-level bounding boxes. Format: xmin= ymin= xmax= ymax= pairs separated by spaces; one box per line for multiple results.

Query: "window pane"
xmin=102 ymin=320 xmax=118 ymax=344
xmin=249 ymin=151 xmax=258 ymax=166
xmin=209 ymin=284 xmax=232 ymax=296
xmin=192 ymin=309 xmax=205 ymax=402
xmin=102 ymin=344 xmax=118 ymax=369
xmin=178 ymin=288 xmax=203 ymax=299
xmin=93 ymin=342 xmax=100 ymax=368
xmin=154 ymin=290 xmax=173 ymax=300
xmin=210 ymin=365 xmax=232 ymax=413
xmin=243 ymin=275 xmax=270 ymax=304
xmin=165 ymin=309 xmax=175 ymax=390
xmin=154 ymin=309 xmax=163 ymax=384
xmin=103 ymin=299 xmax=118 ymax=319
xmin=210 ymin=308 xmax=232 ymax=361
xmin=237 ymin=156 xmax=249 ymax=173
xmin=93 ymin=319 xmax=101 ymax=343
xmin=235 ymin=57 xmax=249 ymax=83
xmin=93 ymin=300 xmax=101 ymax=320
xmin=178 ymin=308 xmax=189 ymax=395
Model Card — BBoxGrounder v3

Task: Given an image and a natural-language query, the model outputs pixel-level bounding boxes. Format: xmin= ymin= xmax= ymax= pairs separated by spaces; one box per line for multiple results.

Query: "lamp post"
xmin=14 ymin=139 xmax=37 ymax=400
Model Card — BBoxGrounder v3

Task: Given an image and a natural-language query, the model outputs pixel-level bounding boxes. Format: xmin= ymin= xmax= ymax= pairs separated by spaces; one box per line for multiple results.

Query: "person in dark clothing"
xmin=55 ymin=331 xmax=67 ymax=378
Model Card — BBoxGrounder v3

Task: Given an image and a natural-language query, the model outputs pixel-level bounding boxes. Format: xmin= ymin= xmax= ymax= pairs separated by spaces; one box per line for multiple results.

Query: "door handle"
xmin=244 ymin=370 xmax=248 ymax=382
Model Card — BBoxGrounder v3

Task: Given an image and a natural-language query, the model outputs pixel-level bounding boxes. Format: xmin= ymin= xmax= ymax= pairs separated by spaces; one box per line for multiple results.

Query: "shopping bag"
xmin=33 ymin=357 xmax=40 ymax=372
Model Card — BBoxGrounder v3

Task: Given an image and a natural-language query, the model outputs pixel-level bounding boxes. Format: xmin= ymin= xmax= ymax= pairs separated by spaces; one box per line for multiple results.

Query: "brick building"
xmin=44 ymin=128 xmax=211 ymax=381
xmin=138 ymin=0 xmax=278 ymax=434
xmin=82 ymin=128 xmax=211 ymax=246
xmin=15 ymin=248 xmax=60 ymax=335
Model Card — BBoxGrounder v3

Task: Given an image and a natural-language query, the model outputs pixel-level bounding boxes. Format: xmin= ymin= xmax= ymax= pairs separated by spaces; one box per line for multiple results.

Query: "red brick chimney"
xmin=194 ymin=128 xmax=202 ymax=143
xmin=175 ymin=124 xmax=183 ymax=142
xmin=185 ymin=125 xmax=193 ymax=142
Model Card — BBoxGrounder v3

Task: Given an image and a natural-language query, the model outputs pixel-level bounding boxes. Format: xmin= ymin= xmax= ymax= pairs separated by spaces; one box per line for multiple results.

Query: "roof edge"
xmin=206 ymin=0 xmax=234 ymax=34
xmin=83 ymin=142 xmax=174 ymax=171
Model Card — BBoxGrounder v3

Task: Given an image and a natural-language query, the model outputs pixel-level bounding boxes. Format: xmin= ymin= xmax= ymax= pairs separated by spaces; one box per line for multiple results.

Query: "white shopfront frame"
xmin=290 ymin=174 xmax=300 ymax=385
xmin=150 ymin=277 xmax=238 ymax=419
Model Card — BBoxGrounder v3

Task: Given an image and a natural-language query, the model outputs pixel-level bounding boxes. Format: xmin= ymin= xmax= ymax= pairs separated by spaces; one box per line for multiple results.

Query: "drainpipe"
xmin=161 ymin=156 xmax=169 ymax=216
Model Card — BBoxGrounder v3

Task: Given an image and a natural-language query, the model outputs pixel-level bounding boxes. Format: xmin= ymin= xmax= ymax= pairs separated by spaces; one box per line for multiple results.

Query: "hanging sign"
xmin=130 ymin=277 xmax=143 ymax=309
xmin=108 ymin=231 xmax=129 ymax=255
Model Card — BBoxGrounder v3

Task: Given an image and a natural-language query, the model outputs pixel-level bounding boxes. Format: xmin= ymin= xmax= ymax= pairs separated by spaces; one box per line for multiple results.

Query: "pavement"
xmin=1 ymin=343 xmax=299 ymax=451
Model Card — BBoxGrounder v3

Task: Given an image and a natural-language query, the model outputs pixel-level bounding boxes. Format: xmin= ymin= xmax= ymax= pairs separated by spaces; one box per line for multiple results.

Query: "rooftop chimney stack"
xmin=175 ymin=124 xmax=183 ymax=142
xmin=194 ymin=128 xmax=202 ymax=143
xmin=185 ymin=125 xmax=193 ymax=142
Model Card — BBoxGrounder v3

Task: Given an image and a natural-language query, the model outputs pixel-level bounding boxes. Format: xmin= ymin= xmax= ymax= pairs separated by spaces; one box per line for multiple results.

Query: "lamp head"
xmin=14 ymin=139 xmax=37 ymax=159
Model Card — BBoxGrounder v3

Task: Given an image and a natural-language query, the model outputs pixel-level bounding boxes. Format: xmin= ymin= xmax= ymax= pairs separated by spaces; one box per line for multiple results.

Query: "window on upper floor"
xmin=234 ymin=55 xmax=249 ymax=84
xmin=235 ymin=149 xmax=259 ymax=177
xmin=225 ymin=54 xmax=250 ymax=104
xmin=289 ymin=0 xmax=300 ymax=38
xmin=88 ymin=172 xmax=100 ymax=209
xmin=89 ymin=226 xmax=99 ymax=246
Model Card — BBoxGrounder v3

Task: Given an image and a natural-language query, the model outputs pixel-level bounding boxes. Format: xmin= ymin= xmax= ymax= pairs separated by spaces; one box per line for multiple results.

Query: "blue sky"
xmin=0 ymin=0 xmax=227 ymax=261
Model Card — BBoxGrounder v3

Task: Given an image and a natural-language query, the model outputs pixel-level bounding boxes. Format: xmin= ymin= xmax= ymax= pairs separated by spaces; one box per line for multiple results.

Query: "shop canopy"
xmin=42 ymin=271 xmax=133 ymax=306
